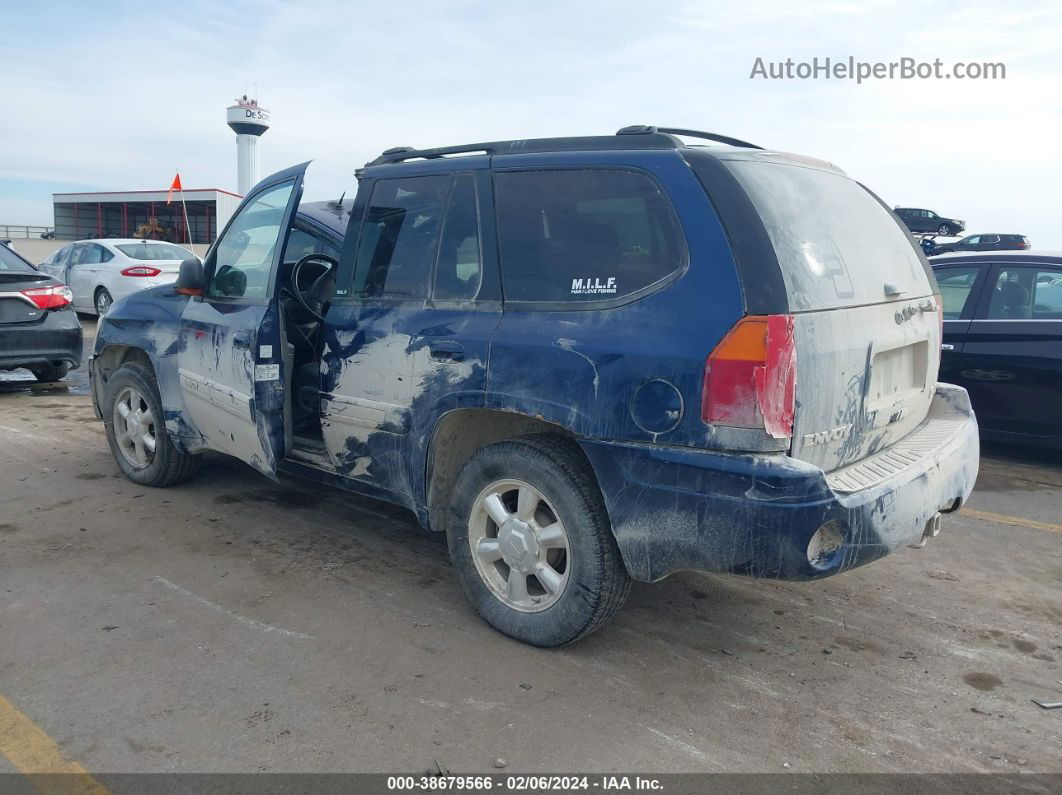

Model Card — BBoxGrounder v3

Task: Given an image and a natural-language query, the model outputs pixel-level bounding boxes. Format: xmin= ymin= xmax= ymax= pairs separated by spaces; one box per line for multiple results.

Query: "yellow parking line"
xmin=0 ymin=694 xmax=108 ymax=794
xmin=961 ymin=508 xmax=1062 ymax=534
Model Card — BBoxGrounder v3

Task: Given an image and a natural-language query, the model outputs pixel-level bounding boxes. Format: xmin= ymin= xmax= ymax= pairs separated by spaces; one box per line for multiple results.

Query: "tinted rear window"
xmin=115 ymin=242 xmax=192 ymax=260
xmin=723 ymin=159 xmax=930 ymax=311
xmin=494 ymin=169 xmax=685 ymax=304
xmin=0 ymin=244 xmax=35 ymax=272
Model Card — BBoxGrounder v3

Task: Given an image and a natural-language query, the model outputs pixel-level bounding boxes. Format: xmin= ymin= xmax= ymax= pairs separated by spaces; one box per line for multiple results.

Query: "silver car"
xmin=39 ymin=239 xmax=193 ymax=315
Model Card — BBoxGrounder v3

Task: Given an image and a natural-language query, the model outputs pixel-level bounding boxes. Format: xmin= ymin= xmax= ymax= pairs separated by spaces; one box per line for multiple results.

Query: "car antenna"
xmin=331 ymin=191 xmax=345 ymax=209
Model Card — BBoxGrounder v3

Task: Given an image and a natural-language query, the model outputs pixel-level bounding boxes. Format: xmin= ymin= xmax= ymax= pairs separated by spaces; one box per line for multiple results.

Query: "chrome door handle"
xmin=941 ymin=343 xmax=955 ymax=351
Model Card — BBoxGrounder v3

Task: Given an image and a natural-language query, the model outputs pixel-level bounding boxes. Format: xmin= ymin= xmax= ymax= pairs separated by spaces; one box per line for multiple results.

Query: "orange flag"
xmin=166 ymin=173 xmax=183 ymax=205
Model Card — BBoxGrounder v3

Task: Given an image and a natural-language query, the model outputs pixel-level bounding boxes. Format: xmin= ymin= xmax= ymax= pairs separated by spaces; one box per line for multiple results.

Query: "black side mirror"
xmin=175 ymin=257 xmax=205 ymax=296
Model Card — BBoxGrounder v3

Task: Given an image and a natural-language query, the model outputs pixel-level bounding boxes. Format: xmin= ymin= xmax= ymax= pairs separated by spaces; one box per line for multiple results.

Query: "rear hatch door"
xmin=721 ymin=155 xmax=939 ymax=472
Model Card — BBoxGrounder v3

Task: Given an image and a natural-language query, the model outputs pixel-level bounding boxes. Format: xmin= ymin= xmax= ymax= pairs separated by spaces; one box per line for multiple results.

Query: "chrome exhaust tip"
xmin=909 ymin=513 xmax=942 ymax=549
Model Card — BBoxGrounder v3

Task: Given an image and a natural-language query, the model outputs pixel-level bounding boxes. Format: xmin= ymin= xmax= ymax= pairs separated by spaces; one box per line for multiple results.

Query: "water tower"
xmin=226 ymin=95 xmax=271 ymax=196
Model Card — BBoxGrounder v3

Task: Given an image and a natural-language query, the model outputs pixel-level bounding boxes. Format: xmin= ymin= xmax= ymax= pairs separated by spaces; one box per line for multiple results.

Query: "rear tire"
xmin=445 ymin=434 xmax=631 ymax=646
xmin=95 ymin=288 xmax=113 ymax=317
xmin=30 ymin=363 xmax=70 ymax=382
xmin=103 ymin=360 xmax=200 ymax=487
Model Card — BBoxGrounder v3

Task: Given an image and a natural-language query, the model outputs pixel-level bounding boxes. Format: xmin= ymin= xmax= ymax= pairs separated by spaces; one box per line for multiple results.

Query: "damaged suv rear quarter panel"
xmin=483 ymin=149 xmax=747 ymax=448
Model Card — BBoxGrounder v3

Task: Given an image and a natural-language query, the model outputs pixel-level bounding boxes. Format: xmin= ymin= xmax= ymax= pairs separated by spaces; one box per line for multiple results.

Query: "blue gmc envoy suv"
xmin=89 ymin=126 xmax=979 ymax=646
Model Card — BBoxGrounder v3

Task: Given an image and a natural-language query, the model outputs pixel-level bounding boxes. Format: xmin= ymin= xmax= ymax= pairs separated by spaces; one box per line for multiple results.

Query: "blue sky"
xmin=2 ymin=0 xmax=1060 ymax=245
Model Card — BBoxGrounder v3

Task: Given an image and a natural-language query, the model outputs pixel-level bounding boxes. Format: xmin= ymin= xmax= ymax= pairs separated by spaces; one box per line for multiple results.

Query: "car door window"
xmin=52 ymin=245 xmax=73 ymax=279
xmin=208 ymin=180 xmax=295 ymax=300
xmin=965 ymin=236 xmax=980 ymax=246
xmin=987 ymin=269 xmax=1035 ymax=319
xmin=351 ymin=175 xmax=450 ymax=299
xmin=433 ymin=174 xmax=482 ymax=301
xmin=79 ymin=244 xmax=107 ymax=265
xmin=0 ymin=243 xmax=35 ymax=272
xmin=1032 ymin=270 xmax=1062 ymax=318
xmin=282 ymin=224 xmax=341 ymax=262
xmin=46 ymin=246 xmax=68 ymax=273
xmin=935 ymin=266 xmax=981 ymax=319
xmin=981 ymin=235 xmax=999 ymax=245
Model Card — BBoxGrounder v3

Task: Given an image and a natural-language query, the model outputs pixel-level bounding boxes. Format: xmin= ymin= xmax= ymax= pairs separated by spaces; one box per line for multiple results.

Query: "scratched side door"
xmin=319 ymin=162 xmax=501 ymax=508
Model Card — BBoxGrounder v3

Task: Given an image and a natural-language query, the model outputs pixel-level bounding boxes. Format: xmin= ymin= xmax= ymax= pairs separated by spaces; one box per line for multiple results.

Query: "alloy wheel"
xmin=468 ymin=479 xmax=571 ymax=612
xmin=112 ymin=386 xmax=156 ymax=469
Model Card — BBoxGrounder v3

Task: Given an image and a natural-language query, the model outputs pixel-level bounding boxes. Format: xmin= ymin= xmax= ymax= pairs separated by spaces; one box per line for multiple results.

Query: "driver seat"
xmin=288 ymin=265 xmax=337 ymax=432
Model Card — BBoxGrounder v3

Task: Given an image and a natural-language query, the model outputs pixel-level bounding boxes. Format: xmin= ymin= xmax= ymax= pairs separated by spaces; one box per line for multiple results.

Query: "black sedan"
xmin=0 ymin=243 xmax=82 ymax=382
xmin=931 ymin=233 xmax=1030 ymax=255
xmin=933 ymin=251 xmax=1062 ymax=449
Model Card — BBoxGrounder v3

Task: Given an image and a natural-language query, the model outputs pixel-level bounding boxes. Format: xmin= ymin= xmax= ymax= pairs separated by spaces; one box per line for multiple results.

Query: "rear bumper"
xmin=580 ymin=383 xmax=979 ymax=582
xmin=0 ymin=308 xmax=82 ymax=371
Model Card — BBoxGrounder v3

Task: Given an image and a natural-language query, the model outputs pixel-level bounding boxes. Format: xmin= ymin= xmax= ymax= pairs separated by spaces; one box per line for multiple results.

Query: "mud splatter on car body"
xmin=89 ymin=131 xmax=979 ymax=588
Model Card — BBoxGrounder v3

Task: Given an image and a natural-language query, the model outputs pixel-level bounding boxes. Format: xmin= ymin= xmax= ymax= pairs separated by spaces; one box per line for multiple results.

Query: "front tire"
xmin=937 ymin=224 xmax=952 ymax=236
xmin=103 ymin=361 xmax=199 ymax=487
xmin=446 ymin=435 xmax=631 ymax=646
xmin=95 ymin=288 xmax=113 ymax=316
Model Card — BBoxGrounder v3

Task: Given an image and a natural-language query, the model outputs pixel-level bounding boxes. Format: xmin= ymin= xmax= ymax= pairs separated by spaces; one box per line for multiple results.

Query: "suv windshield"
xmin=723 ymin=159 xmax=930 ymax=311
xmin=115 ymin=242 xmax=192 ymax=261
xmin=0 ymin=244 xmax=36 ymax=272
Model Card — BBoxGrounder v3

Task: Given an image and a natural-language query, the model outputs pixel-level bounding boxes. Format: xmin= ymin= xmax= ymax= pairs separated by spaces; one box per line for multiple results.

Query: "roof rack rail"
xmin=366 ymin=126 xmax=761 ymax=167
xmin=617 ymin=125 xmax=763 ymax=150
xmin=368 ymin=142 xmax=500 ymax=166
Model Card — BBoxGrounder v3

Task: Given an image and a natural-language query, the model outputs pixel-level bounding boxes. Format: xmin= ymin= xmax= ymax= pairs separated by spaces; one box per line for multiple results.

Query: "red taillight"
xmin=702 ymin=315 xmax=796 ymax=439
xmin=121 ymin=266 xmax=162 ymax=277
xmin=21 ymin=284 xmax=73 ymax=310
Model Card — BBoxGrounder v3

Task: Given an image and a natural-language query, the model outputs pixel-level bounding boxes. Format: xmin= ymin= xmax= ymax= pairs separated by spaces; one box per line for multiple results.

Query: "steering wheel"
xmin=288 ymin=254 xmax=338 ymax=323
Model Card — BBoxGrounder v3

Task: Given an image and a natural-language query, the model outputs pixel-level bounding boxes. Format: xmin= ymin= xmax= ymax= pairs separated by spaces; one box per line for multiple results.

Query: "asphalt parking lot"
xmin=1 ymin=318 xmax=1060 ymax=775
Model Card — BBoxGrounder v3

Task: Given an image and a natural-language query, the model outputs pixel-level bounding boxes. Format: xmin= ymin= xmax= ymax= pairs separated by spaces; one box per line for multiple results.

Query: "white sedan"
xmin=38 ymin=239 xmax=193 ymax=316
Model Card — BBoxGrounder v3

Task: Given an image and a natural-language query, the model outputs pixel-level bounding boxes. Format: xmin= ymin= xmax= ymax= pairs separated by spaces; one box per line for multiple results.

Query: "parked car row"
xmin=896 ymin=206 xmax=1029 ymax=256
